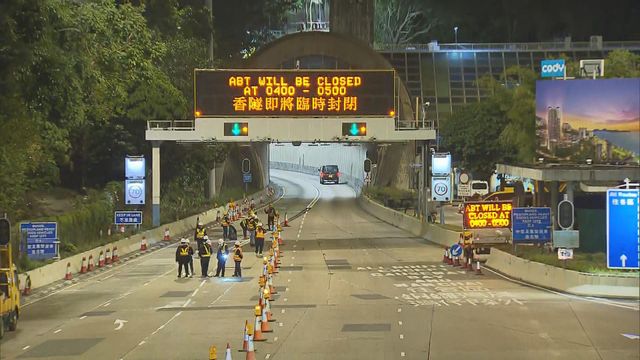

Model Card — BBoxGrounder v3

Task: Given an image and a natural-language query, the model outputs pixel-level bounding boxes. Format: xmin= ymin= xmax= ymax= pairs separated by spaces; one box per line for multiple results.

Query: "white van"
xmin=470 ymin=181 xmax=489 ymax=197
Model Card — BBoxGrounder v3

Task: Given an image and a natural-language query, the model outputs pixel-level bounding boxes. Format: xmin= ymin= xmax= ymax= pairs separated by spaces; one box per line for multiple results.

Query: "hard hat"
xmin=203 ymin=235 xmax=209 ymax=240
xmin=180 ymin=238 xmax=188 ymax=244
xmin=198 ymin=222 xmax=203 ymax=226
xmin=205 ymin=239 xmax=212 ymax=245
xmin=218 ymin=239 xmax=224 ymax=245
xmin=234 ymin=241 xmax=240 ymax=246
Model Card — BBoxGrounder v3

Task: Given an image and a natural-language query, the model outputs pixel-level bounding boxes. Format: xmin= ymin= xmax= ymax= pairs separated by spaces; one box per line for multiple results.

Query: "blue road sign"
xmin=512 ymin=207 xmax=552 ymax=243
xmin=115 ymin=211 xmax=143 ymax=225
xmin=450 ymin=243 xmax=463 ymax=257
xmin=607 ymin=189 xmax=639 ymax=269
xmin=243 ymin=173 xmax=252 ymax=183
xmin=20 ymin=222 xmax=59 ymax=260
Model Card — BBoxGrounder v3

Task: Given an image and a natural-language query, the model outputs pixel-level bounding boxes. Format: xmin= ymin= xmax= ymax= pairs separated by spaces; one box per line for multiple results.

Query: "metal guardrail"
xmin=376 ymin=41 xmax=640 ymax=52
xmin=147 ymin=120 xmax=195 ymax=131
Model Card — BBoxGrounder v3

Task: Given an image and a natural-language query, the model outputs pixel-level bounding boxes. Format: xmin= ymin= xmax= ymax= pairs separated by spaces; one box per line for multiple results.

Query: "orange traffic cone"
xmin=245 ymin=331 xmax=256 ymax=360
xmin=241 ymin=320 xmax=249 ymax=351
xmin=98 ymin=250 xmax=105 ymax=267
xmin=163 ymin=228 xmax=171 ymax=241
xmin=261 ymin=304 xmax=272 ymax=333
xmin=443 ymin=247 xmax=449 ymax=263
xmin=80 ymin=256 xmax=87 ymax=273
xmin=22 ymin=274 xmax=32 ymax=296
xmin=112 ymin=246 xmax=119 ymax=262
xmin=283 ymin=213 xmax=290 ymax=227
xmin=475 ymin=260 xmax=483 ymax=275
xmin=64 ymin=262 xmax=73 ymax=280
xmin=225 ymin=343 xmax=233 ymax=360
xmin=265 ymin=297 xmax=275 ymax=322
xmin=105 ymin=248 xmax=112 ymax=265
xmin=88 ymin=254 xmax=95 ymax=271
xmin=253 ymin=306 xmax=267 ymax=341
xmin=140 ymin=237 xmax=148 ymax=251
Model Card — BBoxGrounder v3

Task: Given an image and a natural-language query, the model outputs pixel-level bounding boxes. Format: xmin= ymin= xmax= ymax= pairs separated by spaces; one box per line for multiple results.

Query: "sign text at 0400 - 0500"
xmin=194 ymin=69 xmax=396 ymax=117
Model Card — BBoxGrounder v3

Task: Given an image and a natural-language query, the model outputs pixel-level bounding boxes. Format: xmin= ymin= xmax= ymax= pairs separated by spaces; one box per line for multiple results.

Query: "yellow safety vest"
xmin=179 ymin=246 xmax=189 ymax=256
xmin=256 ymin=228 xmax=265 ymax=239
xmin=233 ymin=248 xmax=243 ymax=261
xmin=196 ymin=228 xmax=206 ymax=239
xmin=202 ymin=244 xmax=211 ymax=257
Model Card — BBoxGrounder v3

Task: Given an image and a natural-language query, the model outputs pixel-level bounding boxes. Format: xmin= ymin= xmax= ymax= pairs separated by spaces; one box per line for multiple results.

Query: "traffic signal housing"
xmin=342 ymin=122 xmax=367 ymax=136
xmin=224 ymin=122 xmax=249 ymax=136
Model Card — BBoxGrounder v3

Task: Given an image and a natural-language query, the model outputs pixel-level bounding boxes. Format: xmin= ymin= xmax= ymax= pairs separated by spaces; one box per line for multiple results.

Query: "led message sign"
xmin=194 ymin=69 xmax=395 ymax=117
xmin=463 ymin=201 xmax=513 ymax=229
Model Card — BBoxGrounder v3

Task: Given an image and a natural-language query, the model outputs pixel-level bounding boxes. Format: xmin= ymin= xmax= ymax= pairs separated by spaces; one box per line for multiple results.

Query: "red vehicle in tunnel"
xmin=319 ymin=165 xmax=340 ymax=184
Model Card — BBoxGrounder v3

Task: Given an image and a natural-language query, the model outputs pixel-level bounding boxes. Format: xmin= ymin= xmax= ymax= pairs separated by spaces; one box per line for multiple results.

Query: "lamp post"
xmin=454 ymin=26 xmax=459 ymax=44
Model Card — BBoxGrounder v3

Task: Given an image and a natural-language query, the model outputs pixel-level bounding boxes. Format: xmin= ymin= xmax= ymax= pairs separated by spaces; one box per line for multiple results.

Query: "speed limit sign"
xmin=431 ymin=176 xmax=451 ymax=201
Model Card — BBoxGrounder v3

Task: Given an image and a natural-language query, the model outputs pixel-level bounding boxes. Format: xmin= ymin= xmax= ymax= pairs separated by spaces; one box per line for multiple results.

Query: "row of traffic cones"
xmin=62 ymin=246 xmax=122 ymax=282
xmin=443 ymin=245 xmax=483 ymax=275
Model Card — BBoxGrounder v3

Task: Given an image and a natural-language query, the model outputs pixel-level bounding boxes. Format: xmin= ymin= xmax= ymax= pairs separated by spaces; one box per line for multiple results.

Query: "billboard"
xmin=536 ymin=79 xmax=640 ymax=163
xmin=194 ymin=69 xmax=395 ymax=117
xmin=540 ymin=59 xmax=565 ymax=78
xmin=463 ymin=201 xmax=513 ymax=230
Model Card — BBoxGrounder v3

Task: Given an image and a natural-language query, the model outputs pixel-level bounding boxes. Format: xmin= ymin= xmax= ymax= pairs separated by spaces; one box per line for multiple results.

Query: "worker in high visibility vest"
xmin=232 ymin=241 xmax=243 ymax=277
xmin=214 ymin=239 xmax=229 ymax=277
xmin=221 ymin=214 xmax=230 ymax=241
xmin=199 ymin=239 xmax=212 ymax=277
xmin=194 ymin=221 xmax=207 ymax=253
xmin=255 ymin=223 xmax=266 ymax=257
xmin=247 ymin=215 xmax=257 ymax=247
xmin=175 ymin=238 xmax=192 ymax=278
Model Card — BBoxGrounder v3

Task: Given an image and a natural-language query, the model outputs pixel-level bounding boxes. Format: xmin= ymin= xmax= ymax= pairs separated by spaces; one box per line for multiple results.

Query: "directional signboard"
xmin=20 ymin=222 xmax=59 ymax=260
xmin=114 ymin=211 xmax=143 ymax=225
xmin=512 ymin=207 xmax=552 ymax=243
xmin=606 ymin=189 xmax=639 ymax=269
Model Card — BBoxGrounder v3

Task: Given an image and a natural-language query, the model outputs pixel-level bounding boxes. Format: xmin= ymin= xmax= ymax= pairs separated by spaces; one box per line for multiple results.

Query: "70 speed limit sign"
xmin=431 ymin=176 xmax=451 ymax=202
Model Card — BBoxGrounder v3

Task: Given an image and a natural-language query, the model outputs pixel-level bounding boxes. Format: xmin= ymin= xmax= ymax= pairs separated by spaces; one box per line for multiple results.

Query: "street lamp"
xmin=454 ymin=26 xmax=459 ymax=44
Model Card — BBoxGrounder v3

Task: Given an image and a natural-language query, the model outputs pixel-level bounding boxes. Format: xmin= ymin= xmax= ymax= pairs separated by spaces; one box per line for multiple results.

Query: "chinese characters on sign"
xmin=463 ymin=201 xmax=513 ymax=229
xmin=20 ymin=222 xmax=59 ymax=259
xmin=512 ymin=207 xmax=552 ymax=243
xmin=194 ymin=70 xmax=395 ymax=117
xmin=114 ymin=211 xmax=143 ymax=225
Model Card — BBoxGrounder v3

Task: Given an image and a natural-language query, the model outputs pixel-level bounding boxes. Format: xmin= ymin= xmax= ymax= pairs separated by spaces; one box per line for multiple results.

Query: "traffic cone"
xmin=253 ymin=306 xmax=267 ymax=341
xmin=241 ymin=320 xmax=249 ymax=351
xmin=22 ymin=274 xmax=32 ymax=296
xmin=447 ymin=251 xmax=453 ymax=265
xmin=453 ymin=256 xmax=460 ymax=267
xmin=88 ymin=254 xmax=95 ymax=271
xmin=277 ymin=232 xmax=283 ymax=246
xmin=466 ymin=257 xmax=474 ymax=272
xmin=475 ymin=260 xmax=483 ymax=275
xmin=98 ymin=250 xmax=105 ymax=267
xmin=105 ymin=248 xmax=112 ymax=265
xmin=245 ymin=332 xmax=256 ymax=360
xmin=112 ymin=246 xmax=119 ymax=262
xmin=261 ymin=303 xmax=272 ymax=333
xmin=64 ymin=262 xmax=73 ymax=280
xmin=163 ymin=228 xmax=171 ymax=241
xmin=265 ymin=297 xmax=275 ymax=322
xmin=283 ymin=213 xmax=290 ymax=227
xmin=442 ymin=248 xmax=448 ymax=263
xmin=268 ymin=275 xmax=277 ymax=295
xmin=225 ymin=343 xmax=233 ymax=360
xmin=80 ymin=257 xmax=87 ymax=273
xmin=140 ymin=237 xmax=148 ymax=251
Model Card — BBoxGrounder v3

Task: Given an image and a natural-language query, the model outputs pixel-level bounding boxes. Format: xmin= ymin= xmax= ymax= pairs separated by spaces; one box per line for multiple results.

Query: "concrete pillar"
xmin=208 ymin=164 xmax=216 ymax=200
xmin=152 ymin=141 xmax=162 ymax=227
xmin=550 ymin=181 xmax=559 ymax=230
xmin=566 ymin=181 xmax=574 ymax=203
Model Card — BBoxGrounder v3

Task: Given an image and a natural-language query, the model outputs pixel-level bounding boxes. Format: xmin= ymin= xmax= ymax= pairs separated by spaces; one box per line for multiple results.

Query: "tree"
xmin=604 ymin=49 xmax=640 ymax=78
xmin=374 ymin=0 xmax=436 ymax=45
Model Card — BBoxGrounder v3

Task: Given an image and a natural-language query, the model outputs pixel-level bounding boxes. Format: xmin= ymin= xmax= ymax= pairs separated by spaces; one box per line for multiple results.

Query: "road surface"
xmin=1 ymin=169 xmax=638 ymax=359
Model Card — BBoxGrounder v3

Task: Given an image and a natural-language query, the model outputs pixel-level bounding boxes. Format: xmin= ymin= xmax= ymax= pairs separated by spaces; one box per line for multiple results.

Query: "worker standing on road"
xmin=240 ymin=217 xmax=248 ymax=240
xmin=214 ymin=239 xmax=229 ymax=277
xmin=175 ymin=238 xmax=191 ymax=278
xmin=255 ymin=223 xmax=266 ymax=257
xmin=187 ymin=238 xmax=195 ymax=278
xmin=248 ymin=215 xmax=257 ymax=247
xmin=265 ymin=204 xmax=276 ymax=231
xmin=194 ymin=221 xmax=207 ymax=252
xmin=199 ymin=239 xmax=212 ymax=277
xmin=232 ymin=241 xmax=243 ymax=277
xmin=221 ymin=214 xmax=230 ymax=241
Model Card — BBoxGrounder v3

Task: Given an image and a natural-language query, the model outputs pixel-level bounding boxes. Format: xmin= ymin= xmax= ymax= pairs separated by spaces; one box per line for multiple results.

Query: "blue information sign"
xmin=243 ymin=173 xmax=252 ymax=183
xmin=607 ymin=189 xmax=639 ymax=269
xmin=512 ymin=207 xmax=552 ymax=243
xmin=115 ymin=211 xmax=143 ymax=225
xmin=20 ymin=222 xmax=59 ymax=260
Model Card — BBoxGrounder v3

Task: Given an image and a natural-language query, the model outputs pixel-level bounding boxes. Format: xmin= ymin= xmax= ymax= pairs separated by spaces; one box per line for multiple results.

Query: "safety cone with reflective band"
xmin=283 ymin=212 xmax=290 ymax=227
xmin=105 ymin=248 xmax=112 ymax=265
xmin=245 ymin=326 xmax=256 ymax=360
xmin=265 ymin=295 xmax=275 ymax=322
xmin=446 ymin=251 xmax=453 ymax=265
xmin=453 ymin=256 xmax=461 ymax=266
xmin=88 ymin=254 xmax=95 ymax=271
xmin=163 ymin=228 xmax=171 ymax=241
xmin=22 ymin=274 xmax=32 ymax=296
xmin=80 ymin=257 xmax=88 ymax=273
xmin=98 ymin=250 xmax=105 ymax=267
xmin=241 ymin=320 xmax=249 ymax=351
xmin=112 ymin=246 xmax=119 ymax=262
xmin=268 ymin=274 xmax=277 ymax=295
xmin=64 ymin=262 xmax=73 ymax=280
xmin=260 ymin=303 xmax=272 ymax=333
xmin=140 ymin=237 xmax=148 ymax=251
xmin=252 ymin=305 xmax=267 ymax=341
xmin=209 ymin=345 xmax=217 ymax=360
xmin=225 ymin=343 xmax=233 ymax=360
xmin=475 ymin=260 xmax=483 ymax=275
xmin=466 ymin=257 xmax=474 ymax=272
xmin=442 ymin=247 xmax=448 ymax=263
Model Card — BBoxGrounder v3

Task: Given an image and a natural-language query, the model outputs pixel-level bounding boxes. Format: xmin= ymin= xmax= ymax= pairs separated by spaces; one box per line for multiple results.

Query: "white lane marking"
xmin=621 ymin=333 xmax=640 ymax=340
xmin=265 ymin=354 xmax=271 ymax=359
xmin=143 ymin=282 xmax=150 ymax=286
xmin=199 ymin=280 xmax=206 ymax=288
xmin=285 ymin=287 xmax=289 ymax=292
xmin=274 ymin=337 xmax=278 ymax=342
xmin=101 ymin=274 xmax=115 ymax=281
xmin=279 ymin=322 xmax=283 ymax=327
xmin=398 ymin=321 xmax=403 ymax=326
xmin=114 ymin=319 xmax=128 ymax=331
xmin=54 ymin=329 xmax=61 ymax=334
xmin=397 ymin=308 xmax=402 ymax=313
xmin=483 ymin=267 xmax=639 ymax=311
xmin=399 ymin=334 xmax=404 ymax=339
xmin=103 ymin=302 xmax=111 ymax=307
xmin=183 ymin=299 xmax=192 ymax=308
xmin=191 ymin=288 xmax=200 ymax=297
xmin=22 ymin=346 xmax=30 ymax=350
xmin=138 ymin=341 xmax=146 ymax=346
xmin=209 ymin=283 xmax=237 ymax=306
xmin=79 ymin=315 xmax=87 ymax=320
xmin=401 ymin=352 xmax=406 ymax=357
xmin=281 ymin=309 xmax=286 ymax=314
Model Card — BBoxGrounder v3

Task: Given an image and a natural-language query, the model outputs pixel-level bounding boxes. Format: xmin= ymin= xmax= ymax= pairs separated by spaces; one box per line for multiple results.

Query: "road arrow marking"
xmin=114 ymin=319 xmax=128 ymax=331
xmin=620 ymin=254 xmax=627 ymax=267
xmin=621 ymin=333 xmax=639 ymax=340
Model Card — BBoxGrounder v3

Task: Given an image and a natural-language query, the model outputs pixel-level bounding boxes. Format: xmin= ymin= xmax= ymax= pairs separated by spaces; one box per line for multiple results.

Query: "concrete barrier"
xmin=357 ymin=194 xmax=640 ymax=299
xmin=20 ymin=187 xmax=279 ymax=291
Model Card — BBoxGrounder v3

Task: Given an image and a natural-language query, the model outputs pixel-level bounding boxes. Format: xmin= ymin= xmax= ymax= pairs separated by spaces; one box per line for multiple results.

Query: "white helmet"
xmin=198 ymin=222 xmax=203 ymax=226
xmin=203 ymin=235 xmax=209 ymax=240
xmin=234 ymin=240 xmax=240 ymax=246
xmin=258 ymin=223 xmax=263 ymax=227
xmin=180 ymin=238 xmax=188 ymax=244
xmin=218 ymin=238 xmax=224 ymax=245
xmin=205 ymin=239 xmax=212 ymax=245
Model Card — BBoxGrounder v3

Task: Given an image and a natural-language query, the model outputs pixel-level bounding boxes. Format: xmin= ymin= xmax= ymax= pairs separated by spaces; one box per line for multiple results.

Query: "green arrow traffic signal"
xmin=342 ymin=122 xmax=367 ymax=136
xmin=224 ymin=122 xmax=249 ymax=136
